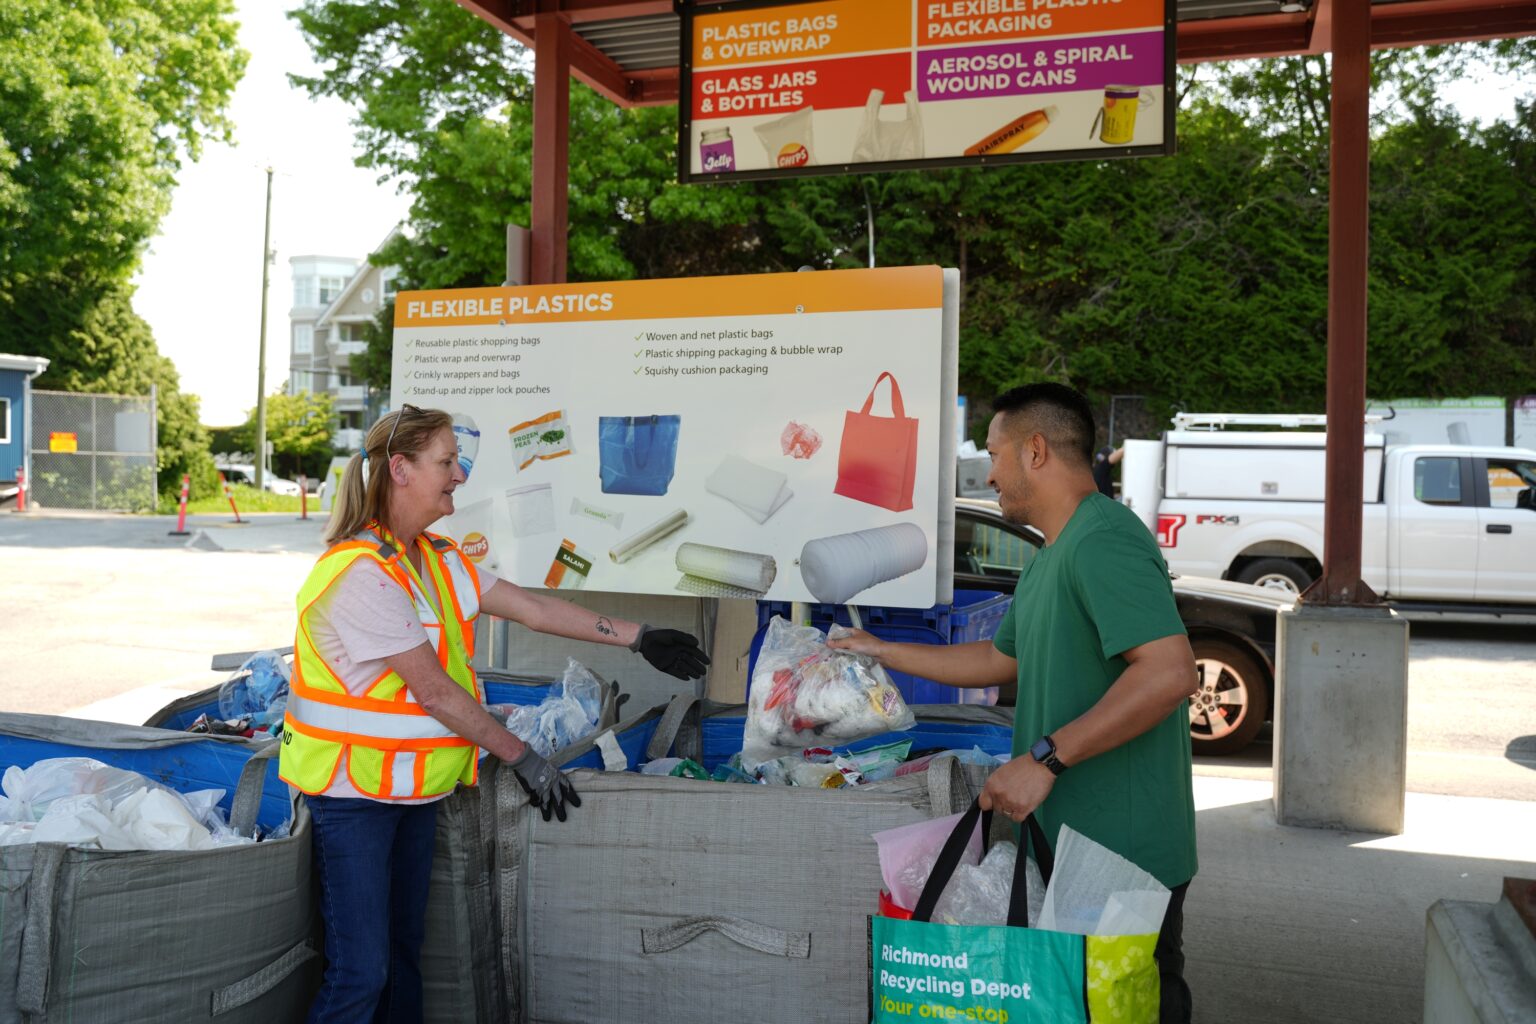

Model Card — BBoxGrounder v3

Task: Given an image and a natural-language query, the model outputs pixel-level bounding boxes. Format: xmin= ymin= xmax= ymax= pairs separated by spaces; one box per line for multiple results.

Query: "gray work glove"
xmin=630 ymin=624 xmax=711 ymax=680
xmin=509 ymin=746 xmax=580 ymax=822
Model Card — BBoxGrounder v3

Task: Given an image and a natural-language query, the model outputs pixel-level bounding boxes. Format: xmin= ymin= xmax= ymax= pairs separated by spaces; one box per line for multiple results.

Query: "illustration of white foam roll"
xmin=675 ymin=543 xmax=777 ymax=594
xmin=799 ymin=523 xmax=928 ymax=605
xmin=609 ymin=509 xmax=689 ymax=564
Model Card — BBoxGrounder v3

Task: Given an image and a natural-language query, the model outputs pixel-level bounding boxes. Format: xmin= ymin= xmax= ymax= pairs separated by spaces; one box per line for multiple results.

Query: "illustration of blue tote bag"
xmin=598 ymin=415 xmax=682 ymax=496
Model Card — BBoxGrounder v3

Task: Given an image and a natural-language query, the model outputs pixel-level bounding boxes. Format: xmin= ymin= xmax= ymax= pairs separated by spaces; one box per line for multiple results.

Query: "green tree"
xmin=292 ymin=0 xmax=1536 ymax=431
xmin=0 ymin=0 xmax=246 ymax=498
xmin=233 ymin=389 xmax=337 ymax=480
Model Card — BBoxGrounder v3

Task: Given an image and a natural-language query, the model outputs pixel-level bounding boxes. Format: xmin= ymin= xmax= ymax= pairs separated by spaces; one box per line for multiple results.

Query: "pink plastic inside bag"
xmin=872 ymin=811 xmax=984 ymax=911
xmin=780 ymin=421 xmax=823 ymax=460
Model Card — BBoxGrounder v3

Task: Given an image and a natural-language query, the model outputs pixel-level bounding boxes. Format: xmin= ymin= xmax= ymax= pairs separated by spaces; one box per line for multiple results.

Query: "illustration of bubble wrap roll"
xmin=675 ymin=543 xmax=777 ymax=599
xmin=609 ymin=509 xmax=689 ymax=564
xmin=799 ymin=523 xmax=928 ymax=605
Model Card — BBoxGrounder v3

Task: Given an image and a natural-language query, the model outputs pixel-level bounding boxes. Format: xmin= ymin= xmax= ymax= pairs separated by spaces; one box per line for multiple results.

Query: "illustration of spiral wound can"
xmin=451 ymin=412 xmax=480 ymax=480
xmin=799 ymin=523 xmax=928 ymax=605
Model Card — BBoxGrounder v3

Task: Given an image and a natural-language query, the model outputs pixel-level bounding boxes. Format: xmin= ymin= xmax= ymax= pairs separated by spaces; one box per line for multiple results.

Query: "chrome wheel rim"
xmin=1188 ymin=657 xmax=1249 ymax=741
xmin=1251 ymin=572 xmax=1301 ymax=595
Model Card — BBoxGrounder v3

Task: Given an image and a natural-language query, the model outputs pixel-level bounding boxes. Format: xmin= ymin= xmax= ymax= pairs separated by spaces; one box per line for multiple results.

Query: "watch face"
xmin=1029 ymin=737 xmax=1053 ymax=762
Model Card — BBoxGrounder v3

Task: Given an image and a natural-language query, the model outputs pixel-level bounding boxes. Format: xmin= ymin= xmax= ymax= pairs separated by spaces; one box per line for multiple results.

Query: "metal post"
xmin=149 ymin=382 xmax=157 ymax=511
xmin=90 ymin=394 xmax=97 ymax=510
xmin=862 ymin=180 xmax=876 ymax=268
xmin=1312 ymin=0 xmax=1375 ymax=606
xmin=254 ymin=167 xmax=274 ymax=490
xmin=531 ymin=14 xmax=571 ymax=285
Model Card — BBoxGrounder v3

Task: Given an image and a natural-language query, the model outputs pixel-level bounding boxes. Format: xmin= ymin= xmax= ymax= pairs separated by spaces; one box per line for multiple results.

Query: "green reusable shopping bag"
xmin=869 ymin=798 xmax=1160 ymax=1024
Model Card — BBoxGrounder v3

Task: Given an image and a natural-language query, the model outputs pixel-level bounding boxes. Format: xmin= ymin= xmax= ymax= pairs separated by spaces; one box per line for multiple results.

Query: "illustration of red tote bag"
xmin=833 ymin=371 xmax=919 ymax=512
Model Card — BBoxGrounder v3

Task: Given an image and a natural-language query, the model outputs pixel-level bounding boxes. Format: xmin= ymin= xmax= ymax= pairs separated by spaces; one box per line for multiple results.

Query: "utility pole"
xmin=254 ymin=167 xmax=274 ymax=490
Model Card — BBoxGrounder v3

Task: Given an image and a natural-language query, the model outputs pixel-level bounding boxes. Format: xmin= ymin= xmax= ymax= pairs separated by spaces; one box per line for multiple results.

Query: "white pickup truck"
xmin=1121 ymin=414 xmax=1536 ymax=614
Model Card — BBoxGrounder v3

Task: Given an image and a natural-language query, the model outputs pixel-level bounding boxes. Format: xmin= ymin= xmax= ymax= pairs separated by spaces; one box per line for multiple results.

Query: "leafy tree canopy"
xmin=0 ymin=0 xmax=246 ymax=498
xmin=291 ymin=0 xmax=1536 ymax=438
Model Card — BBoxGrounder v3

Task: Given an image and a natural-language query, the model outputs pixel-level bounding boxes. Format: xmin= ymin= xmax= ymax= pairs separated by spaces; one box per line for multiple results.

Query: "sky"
xmin=131 ymin=6 xmax=1534 ymax=426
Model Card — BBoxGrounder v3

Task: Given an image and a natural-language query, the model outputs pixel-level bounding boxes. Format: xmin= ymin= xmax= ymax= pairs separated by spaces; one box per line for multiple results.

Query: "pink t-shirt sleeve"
xmin=321 ymin=560 xmax=431 ymax=665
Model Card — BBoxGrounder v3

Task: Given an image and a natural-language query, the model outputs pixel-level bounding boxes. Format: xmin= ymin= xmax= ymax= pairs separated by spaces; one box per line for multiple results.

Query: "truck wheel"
xmin=1188 ymin=639 xmax=1270 ymax=756
xmin=1236 ymin=558 xmax=1311 ymax=596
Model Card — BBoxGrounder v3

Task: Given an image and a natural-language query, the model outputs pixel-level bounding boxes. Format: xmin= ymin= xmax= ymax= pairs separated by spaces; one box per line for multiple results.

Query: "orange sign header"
xmin=394 ymin=266 xmax=943 ymax=329
xmin=693 ymin=0 xmax=908 ymax=71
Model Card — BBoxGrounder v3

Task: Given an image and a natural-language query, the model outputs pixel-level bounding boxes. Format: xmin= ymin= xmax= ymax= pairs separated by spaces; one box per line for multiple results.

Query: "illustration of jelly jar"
xmin=1091 ymin=86 xmax=1155 ymax=145
xmin=700 ymin=128 xmax=735 ymax=173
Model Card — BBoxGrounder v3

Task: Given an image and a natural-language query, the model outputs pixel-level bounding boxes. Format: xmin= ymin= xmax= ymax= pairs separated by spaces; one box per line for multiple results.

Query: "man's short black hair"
xmin=993 ymin=383 xmax=1096 ymax=466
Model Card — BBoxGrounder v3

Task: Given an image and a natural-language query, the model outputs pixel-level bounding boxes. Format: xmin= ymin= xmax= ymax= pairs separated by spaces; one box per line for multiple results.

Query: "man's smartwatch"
xmin=1028 ymin=735 xmax=1067 ymax=777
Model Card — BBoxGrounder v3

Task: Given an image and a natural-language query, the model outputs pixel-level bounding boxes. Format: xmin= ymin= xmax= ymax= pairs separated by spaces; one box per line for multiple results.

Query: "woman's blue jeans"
xmin=306 ymin=794 xmax=440 ymax=1024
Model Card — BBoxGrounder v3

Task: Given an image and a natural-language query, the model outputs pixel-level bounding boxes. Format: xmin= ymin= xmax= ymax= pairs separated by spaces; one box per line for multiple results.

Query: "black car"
xmin=955 ymin=498 xmax=1290 ymax=756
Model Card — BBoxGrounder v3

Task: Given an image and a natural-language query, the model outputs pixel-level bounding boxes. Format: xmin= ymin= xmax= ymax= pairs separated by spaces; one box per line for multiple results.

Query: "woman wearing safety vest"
xmin=282 ymin=405 xmax=709 ymax=1023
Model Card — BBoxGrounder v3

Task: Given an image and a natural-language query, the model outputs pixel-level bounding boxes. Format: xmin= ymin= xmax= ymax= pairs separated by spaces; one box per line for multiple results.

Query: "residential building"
xmin=288 ymin=227 xmax=401 ymax=452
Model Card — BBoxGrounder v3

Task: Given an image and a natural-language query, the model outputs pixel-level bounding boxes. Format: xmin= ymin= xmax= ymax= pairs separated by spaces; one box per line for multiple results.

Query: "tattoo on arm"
xmin=595 ymin=616 xmax=616 ymax=637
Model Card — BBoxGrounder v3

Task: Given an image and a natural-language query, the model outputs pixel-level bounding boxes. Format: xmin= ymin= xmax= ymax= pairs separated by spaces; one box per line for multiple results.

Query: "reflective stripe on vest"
xmin=279 ymin=524 xmax=483 ymax=800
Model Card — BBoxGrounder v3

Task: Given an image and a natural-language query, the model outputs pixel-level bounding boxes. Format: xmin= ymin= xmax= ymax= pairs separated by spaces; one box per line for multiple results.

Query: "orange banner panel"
xmin=394 ymin=267 xmax=943 ymax=329
xmin=693 ymin=0 xmax=911 ymax=70
xmin=918 ymin=0 xmax=1164 ymax=46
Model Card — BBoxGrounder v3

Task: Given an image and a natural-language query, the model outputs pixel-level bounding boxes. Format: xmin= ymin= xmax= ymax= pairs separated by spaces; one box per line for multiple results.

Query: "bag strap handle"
xmin=911 ymin=796 xmax=1052 ymax=928
xmin=858 ymin=372 xmax=907 ymax=419
xmin=644 ymin=692 xmax=702 ymax=763
xmin=230 ymin=742 xmax=280 ymax=839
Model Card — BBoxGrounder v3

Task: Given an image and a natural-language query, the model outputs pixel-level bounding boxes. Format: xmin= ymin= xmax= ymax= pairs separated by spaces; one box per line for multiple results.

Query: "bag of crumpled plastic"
xmin=218 ymin=649 xmax=290 ymax=737
xmin=492 ymin=658 xmax=605 ymax=758
xmin=0 ymin=757 xmax=251 ymax=851
xmin=741 ymin=616 xmax=915 ymax=770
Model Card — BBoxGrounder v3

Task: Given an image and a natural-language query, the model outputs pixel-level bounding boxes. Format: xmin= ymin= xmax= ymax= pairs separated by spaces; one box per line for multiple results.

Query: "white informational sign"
xmin=1515 ymin=396 xmax=1536 ymax=451
xmin=391 ymin=267 xmax=953 ymax=608
xmin=680 ymin=0 xmax=1174 ymax=182
xmin=1366 ymin=397 xmax=1506 ymax=448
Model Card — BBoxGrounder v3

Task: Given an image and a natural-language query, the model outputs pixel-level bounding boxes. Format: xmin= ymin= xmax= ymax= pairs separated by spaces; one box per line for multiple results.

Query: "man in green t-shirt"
xmin=830 ymin=383 xmax=1198 ymax=1023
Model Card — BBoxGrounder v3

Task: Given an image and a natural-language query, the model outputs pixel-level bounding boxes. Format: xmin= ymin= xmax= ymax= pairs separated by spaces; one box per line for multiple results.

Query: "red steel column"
xmin=1315 ymin=0 xmax=1374 ymax=606
xmin=531 ymin=12 xmax=572 ymax=285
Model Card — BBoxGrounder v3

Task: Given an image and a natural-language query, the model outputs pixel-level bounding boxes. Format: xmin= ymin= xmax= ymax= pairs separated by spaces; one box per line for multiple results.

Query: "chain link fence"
xmin=29 ymin=390 xmax=156 ymax=512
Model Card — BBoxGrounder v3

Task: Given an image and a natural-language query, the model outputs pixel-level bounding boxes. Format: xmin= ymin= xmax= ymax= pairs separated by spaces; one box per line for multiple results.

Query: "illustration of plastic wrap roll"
xmin=609 ymin=509 xmax=689 ymax=564
xmin=799 ymin=523 xmax=928 ymax=605
xmin=675 ymin=543 xmax=777 ymax=599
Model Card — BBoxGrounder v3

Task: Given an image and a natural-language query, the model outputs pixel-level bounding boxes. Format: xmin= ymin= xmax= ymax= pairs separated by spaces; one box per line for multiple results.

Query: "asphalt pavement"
xmin=2 ymin=509 xmax=1533 ymax=1023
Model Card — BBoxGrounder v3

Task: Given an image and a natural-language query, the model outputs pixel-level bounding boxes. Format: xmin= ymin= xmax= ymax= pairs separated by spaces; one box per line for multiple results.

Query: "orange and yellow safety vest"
xmin=279 ymin=522 xmax=483 ymax=800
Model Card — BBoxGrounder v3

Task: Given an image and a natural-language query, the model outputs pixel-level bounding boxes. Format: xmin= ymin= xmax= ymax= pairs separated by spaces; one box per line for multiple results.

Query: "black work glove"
xmin=508 ymin=746 xmax=580 ymax=822
xmin=631 ymin=625 xmax=711 ymax=680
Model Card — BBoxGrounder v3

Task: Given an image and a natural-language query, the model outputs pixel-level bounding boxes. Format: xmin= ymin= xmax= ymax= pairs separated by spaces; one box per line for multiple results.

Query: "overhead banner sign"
xmin=679 ymin=0 xmax=1174 ymax=182
xmin=392 ymin=267 xmax=956 ymax=608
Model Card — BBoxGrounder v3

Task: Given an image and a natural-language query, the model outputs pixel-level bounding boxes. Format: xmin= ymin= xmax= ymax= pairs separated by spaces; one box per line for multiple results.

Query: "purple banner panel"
xmin=918 ymin=30 xmax=1163 ymax=103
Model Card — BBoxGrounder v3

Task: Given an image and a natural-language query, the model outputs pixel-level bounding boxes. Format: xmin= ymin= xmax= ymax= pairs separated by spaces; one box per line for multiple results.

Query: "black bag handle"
xmin=910 ymin=796 xmax=1053 ymax=929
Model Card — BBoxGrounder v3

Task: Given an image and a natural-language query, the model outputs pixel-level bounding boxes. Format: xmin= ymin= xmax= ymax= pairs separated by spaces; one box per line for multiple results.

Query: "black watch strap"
xmin=1030 ymin=734 xmax=1068 ymax=776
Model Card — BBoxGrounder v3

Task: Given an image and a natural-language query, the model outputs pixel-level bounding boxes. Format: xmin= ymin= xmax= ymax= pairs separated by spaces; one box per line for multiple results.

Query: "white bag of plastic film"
xmin=454 ymin=497 xmax=499 ymax=571
xmin=755 ymin=107 xmax=815 ymax=169
xmin=742 ymin=617 xmax=914 ymax=769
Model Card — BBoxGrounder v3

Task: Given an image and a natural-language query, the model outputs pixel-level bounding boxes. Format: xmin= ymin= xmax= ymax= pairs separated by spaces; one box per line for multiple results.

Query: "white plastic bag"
xmin=0 ymin=757 xmax=224 ymax=827
xmin=741 ymin=617 xmax=915 ymax=769
xmin=1038 ymin=824 xmax=1170 ymax=936
xmin=851 ymin=89 xmax=924 ymax=163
